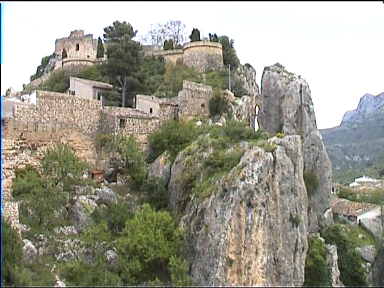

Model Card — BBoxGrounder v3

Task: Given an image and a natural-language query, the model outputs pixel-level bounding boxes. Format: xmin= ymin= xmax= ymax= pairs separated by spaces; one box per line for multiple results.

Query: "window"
xmin=201 ymin=103 xmax=205 ymax=108
xmin=150 ymin=108 xmax=153 ymax=114
xmin=119 ymin=118 xmax=126 ymax=129
xmin=76 ymin=43 xmax=80 ymax=51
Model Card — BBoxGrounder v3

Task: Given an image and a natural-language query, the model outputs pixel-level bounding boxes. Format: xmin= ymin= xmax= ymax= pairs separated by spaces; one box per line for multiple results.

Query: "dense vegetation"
xmin=303 ymin=236 xmax=331 ymax=287
xmin=321 ymin=224 xmax=372 ymax=286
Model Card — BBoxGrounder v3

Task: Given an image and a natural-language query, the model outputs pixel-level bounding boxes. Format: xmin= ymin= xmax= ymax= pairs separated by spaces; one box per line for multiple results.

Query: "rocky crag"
xmin=165 ymin=63 xmax=333 ymax=285
xmin=320 ymin=92 xmax=384 ymax=183
xmin=258 ymin=63 xmax=333 ymax=233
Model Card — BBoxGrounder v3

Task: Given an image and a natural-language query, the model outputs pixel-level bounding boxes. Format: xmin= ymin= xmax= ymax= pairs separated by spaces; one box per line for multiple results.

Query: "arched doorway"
xmin=62 ymin=48 xmax=68 ymax=59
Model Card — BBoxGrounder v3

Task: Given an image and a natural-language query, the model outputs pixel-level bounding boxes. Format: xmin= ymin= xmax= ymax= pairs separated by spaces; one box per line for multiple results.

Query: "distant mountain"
xmin=320 ymin=92 xmax=384 ymax=184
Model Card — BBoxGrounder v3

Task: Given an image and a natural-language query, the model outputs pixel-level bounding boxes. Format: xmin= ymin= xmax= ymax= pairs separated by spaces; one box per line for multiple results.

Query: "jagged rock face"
xmin=169 ymin=136 xmax=308 ymax=285
xmin=259 ymin=63 xmax=332 ymax=232
xmin=341 ymin=92 xmax=384 ymax=125
xmin=234 ymin=63 xmax=260 ymax=98
xmin=232 ymin=64 xmax=261 ymax=129
xmin=148 ymin=152 xmax=172 ymax=186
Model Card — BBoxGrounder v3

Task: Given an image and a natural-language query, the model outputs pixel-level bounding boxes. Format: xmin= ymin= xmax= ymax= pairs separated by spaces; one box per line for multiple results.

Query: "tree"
xmin=163 ymin=39 xmax=174 ymax=50
xmin=209 ymin=33 xmax=219 ymax=42
xmin=116 ymin=204 xmax=185 ymax=284
xmin=103 ymin=21 xmax=143 ymax=107
xmin=96 ymin=37 xmax=105 ymax=58
xmin=143 ymin=20 xmax=187 ymax=48
xmin=103 ymin=20 xmax=137 ymax=43
xmin=218 ymin=35 xmax=240 ymax=69
xmin=189 ymin=28 xmax=201 ymax=42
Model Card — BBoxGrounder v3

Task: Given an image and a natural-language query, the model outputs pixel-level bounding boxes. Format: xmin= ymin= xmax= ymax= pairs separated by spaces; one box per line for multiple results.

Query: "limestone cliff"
xmin=169 ymin=135 xmax=308 ymax=285
xmin=258 ymin=63 xmax=333 ymax=232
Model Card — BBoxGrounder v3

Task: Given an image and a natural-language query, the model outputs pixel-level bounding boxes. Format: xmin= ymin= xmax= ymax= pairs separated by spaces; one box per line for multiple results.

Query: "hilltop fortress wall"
xmin=144 ymin=40 xmax=224 ymax=72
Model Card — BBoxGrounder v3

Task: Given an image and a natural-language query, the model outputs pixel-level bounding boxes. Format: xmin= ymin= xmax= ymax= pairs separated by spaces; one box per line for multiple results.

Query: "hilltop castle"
xmin=28 ymin=29 xmax=224 ymax=88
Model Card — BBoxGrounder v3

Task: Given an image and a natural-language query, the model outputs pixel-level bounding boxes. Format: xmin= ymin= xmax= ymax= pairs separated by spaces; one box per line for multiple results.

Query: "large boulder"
xmin=258 ymin=63 xmax=333 ymax=232
xmin=169 ymin=135 xmax=308 ymax=285
xmin=356 ymin=245 xmax=377 ymax=263
xmin=22 ymin=239 xmax=38 ymax=264
xmin=69 ymin=195 xmax=97 ymax=232
xmin=95 ymin=186 xmax=118 ymax=205
xmin=148 ymin=152 xmax=172 ymax=186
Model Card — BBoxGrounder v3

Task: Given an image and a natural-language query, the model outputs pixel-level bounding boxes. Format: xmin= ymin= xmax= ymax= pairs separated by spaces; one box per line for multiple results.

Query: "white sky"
xmin=1 ymin=1 xmax=383 ymax=129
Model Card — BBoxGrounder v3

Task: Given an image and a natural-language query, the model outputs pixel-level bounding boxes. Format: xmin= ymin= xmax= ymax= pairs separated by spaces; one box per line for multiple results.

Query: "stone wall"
xmin=147 ymin=49 xmax=184 ymax=65
xmin=144 ymin=41 xmax=223 ymax=73
xmin=183 ymin=41 xmax=223 ymax=72
xmin=101 ymin=106 xmax=161 ymax=145
xmin=2 ymin=118 xmax=97 ymax=231
xmin=12 ymin=91 xmax=102 ymax=136
xmin=178 ymin=80 xmax=213 ymax=120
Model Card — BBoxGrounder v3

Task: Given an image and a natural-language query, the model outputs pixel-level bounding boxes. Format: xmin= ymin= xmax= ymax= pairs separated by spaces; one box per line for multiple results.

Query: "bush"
xmin=303 ymin=171 xmax=319 ymax=196
xmin=109 ymin=135 xmax=147 ymax=188
xmin=140 ymin=177 xmax=169 ymax=211
xmin=42 ymin=144 xmax=88 ymax=190
xmin=117 ymin=204 xmax=188 ymax=284
xmin=321 ymin=224 xmax=368 ymax=286
xmin=154 ymin=63 xmax=200 ymax=98
xmin=148 ymin=120 xmax=200 ymax=162
xmin=303 ymin=236 xmax=331 ymax=287
xmin=209 ymin=90 xmax=229 ymax=118
xmin=12 ymin=165 xmax=43 ymax=199
xmin=2 ymin=220 xmax=55 ymax=286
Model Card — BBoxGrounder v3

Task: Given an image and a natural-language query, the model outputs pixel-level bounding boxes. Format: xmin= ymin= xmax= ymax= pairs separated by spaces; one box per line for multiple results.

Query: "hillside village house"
xmin=330 ymin=197 xmax=381 ymax=224
xmin=349 ymin=176 xmax=382 ymax=188
xmin=69 ymin=77 xmax=113 ymax=101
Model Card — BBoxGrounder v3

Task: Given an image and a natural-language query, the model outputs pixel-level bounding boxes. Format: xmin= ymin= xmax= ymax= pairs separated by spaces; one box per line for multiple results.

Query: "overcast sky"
xmin=1 ymin=1 xmax=383 ymax=129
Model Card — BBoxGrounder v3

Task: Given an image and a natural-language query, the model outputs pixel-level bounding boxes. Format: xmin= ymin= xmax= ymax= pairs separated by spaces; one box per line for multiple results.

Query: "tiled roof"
xmin=331 ymin=197 xmax=379 ymax=217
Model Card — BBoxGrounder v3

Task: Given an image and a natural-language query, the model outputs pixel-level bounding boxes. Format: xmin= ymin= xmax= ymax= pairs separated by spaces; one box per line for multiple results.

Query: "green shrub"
xmin=109 ymin=135 xmax=147 ymax=188
xmin=42 ymin=143 xmax=88 ymax=190
xmin=221 ymin=120 xmax=263 ymax=143
xmin=209 ymin=90 xmax=229 ymax=118
xmin=117 ymin=204 xmax=187 ymax=284
xmin=12 ymin=165 xmax=43 ymax=199
xmin=38 ymin=70 xmax=70 ymax=93
xmin=154 ymin=63 xmax=200 ymax=98
xmin=303 ymin=171 xmax=319 ymax=196
xmin=303 ymin=236 xmax=331 ymax=287
xmin=321 ymin=224 xmax=368 ymax=286
xmin=91 ymin=202 xmax=133 ymax=236
xmin=147 ymin=120 xmax=200 ymax=162
xmin=140 ymin=177 xmax=169 ymax=211
xmin=95 ymin=133 xmax=114 ymax=151
xmin=2 ymin=220 xmax=55 ymax=286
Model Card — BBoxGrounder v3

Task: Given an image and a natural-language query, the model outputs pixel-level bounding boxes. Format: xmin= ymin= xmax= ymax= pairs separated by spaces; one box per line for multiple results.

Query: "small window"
xmin=201 ymin=103 xmax=205 ymax=108
xmin=76 ymin=43 xmax=80 ymax=51
xmin=119 ymin=118 xmax=126 ymax=129
xmin=149 ymin=108 xmax=153 ymax=114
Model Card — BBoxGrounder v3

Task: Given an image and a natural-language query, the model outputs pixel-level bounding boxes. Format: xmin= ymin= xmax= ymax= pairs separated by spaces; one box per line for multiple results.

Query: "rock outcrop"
xmin=169 ymin=135 xmax=308 ymax=285
xmin=258 ymin=63 xmax=333 ymax=232
xmin=341 ymin=92 xmax=384 ymax=125
xmin=326 ymin=243 xmax=344 ymax=287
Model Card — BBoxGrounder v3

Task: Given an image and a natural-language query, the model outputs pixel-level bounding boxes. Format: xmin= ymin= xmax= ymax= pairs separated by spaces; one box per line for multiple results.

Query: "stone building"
xmin=69 ymin=77 xmax=113 ymax=101
xmin=55 ymin=30 xmax=100 ymax=69
xmin=144 ymin=40 xmax=224 ymax=72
